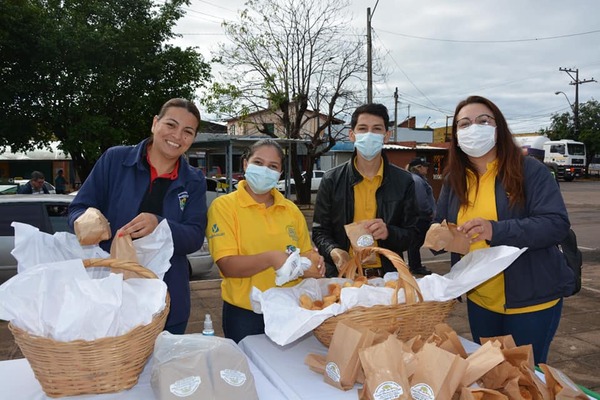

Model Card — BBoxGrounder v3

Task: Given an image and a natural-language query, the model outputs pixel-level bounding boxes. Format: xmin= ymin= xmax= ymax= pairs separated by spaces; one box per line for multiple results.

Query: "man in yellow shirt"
xmin=312 ymin=104 xmax=419 ymax=278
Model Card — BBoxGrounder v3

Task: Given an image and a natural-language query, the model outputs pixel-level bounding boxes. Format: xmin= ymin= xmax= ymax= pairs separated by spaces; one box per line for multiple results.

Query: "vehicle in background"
xmin=0 ymin=195 xmax=216 ymax=284
xmin=588 ymin=155 xmax=600 ymax=177
xmin=276 ymin=170 xmax=325 ymax=194
xmin=514 ymin=136 xmax=587 ymax=181
xmin=543 ymin=139 xmax=587 ymax=181
xmin=0 ymin=185 xmax=18 ymax=195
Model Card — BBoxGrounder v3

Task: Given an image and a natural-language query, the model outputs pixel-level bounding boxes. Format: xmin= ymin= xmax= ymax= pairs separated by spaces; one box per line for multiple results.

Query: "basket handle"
xmin=83 ymin=258 xmax=158 ymax=279
xmin=338 ymin=247 xmax=423 ymax=305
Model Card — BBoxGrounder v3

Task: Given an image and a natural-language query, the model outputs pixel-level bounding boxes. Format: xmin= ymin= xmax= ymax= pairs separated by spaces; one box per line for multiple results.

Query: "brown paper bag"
xmin=424 ymin=220 xmax=470 ymax=255
xmin=539 ymin=364 xmax=588 ymax=400
xmin=359 ymin=335 xmax=410 ymax=400
xmin=462 ymin=340 xmax=505 ymax=386
xmin=480 ymin=361 xmax=522 ymax=399
xmin=410 ymin=343 xmax=468 ymax=400
xmin=74 ymin=207 xmax=111 ymax=245
xmin=110 ymin=233 xmax=138 ymax=263
xmin=301 ymin=248 xmax=321 ymax=276
xmin=459 ymin=387 xmax=509 ymax=400
xmin=304 ymin=353 xmax=326 ymax=375
xmin=481 ymin=335 xmax=517 ymax=350
xmin=324 ymin=320 xmax=376 ymax=390
xmin=344 ymin=222 xmax=377 ymax=264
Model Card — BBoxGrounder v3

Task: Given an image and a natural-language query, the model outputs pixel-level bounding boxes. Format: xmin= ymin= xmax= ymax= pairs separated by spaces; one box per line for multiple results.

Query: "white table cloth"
xmin=0 ymin=356 xmax=284 ymax=400
xmin=239 ymin=333 xmax=595 ymax=400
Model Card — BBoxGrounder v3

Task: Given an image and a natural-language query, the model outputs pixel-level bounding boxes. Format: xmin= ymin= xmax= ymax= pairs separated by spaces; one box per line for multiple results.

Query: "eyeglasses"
xmin=456 ymin=114 xmax=495 ymax=130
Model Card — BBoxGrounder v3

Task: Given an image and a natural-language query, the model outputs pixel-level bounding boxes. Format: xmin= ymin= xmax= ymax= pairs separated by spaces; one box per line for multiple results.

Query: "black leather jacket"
xmin=312 ymin=151 xmax=418 ymax=276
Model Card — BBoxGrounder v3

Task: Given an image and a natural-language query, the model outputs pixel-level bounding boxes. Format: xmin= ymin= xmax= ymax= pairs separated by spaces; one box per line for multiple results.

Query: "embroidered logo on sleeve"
xmin=178 ymin=191 xmax=189 ymax=211
xmin=208 ymin=223 xmax=224 ymax=239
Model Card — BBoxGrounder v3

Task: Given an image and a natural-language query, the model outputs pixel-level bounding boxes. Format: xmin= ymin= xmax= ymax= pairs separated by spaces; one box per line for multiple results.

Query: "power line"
xmin=375 ymin=28 xmax=600 ymax=44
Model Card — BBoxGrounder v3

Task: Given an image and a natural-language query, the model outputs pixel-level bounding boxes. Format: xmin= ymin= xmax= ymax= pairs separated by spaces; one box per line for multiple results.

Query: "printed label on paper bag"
xmin=325 ymin=362 xmax=341 ymax=382
xmin=220 ymin=369 xmax=247 ymax=387
xmin=170 ymin=376 xmax=201 ymax=397
xmin=357 ymin=234 xmax=374 ymax=247
xmin=373 ymin=381 xmax=403 ymax=400
xmin=411 ymin=383 xmax=435 ymax=400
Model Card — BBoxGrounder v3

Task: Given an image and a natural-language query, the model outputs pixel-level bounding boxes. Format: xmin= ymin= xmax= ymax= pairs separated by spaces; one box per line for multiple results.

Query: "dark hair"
xmin=245 ymin=139 xmax=285 ymax=167
xmin=446 ymin=95 xmax=524 ymax=207
xmin=31 ymin=171 xmax=45 ymax=180
xmin=350 ymin=104 xmax=390 ymax=129
xmin=157 ymin=98 xmax=201 ymax=134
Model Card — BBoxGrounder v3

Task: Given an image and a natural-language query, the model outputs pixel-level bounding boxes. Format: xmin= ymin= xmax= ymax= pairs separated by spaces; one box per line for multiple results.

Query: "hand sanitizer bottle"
xmin=202 ymin=313 xmax=215 ymax=336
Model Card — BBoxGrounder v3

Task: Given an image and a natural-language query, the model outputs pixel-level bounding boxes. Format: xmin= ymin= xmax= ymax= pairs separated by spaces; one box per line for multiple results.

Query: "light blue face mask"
xmin=354 ymin=132 xmax=385 ymax=161
xmin=244 ymin=163 xmax=281 ymax=194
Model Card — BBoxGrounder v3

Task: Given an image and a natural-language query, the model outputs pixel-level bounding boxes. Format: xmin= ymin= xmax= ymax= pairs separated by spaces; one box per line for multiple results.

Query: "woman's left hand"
xmin=119 ymin=212 xmax=159 ymax=239
xmin=457 ymin=217 xmax=493 ymax=243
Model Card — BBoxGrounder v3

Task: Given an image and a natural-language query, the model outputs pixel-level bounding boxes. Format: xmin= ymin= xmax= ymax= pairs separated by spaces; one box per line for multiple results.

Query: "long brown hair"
xmin=444 ymin=96 xmax=525 ymax=208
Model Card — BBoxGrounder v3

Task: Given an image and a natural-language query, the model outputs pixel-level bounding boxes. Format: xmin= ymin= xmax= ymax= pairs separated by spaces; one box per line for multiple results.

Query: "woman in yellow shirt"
xmin=435 ymin=96 xmax=575 ymax=364
xmin=206 ymin=139 xmax=325 ymax=342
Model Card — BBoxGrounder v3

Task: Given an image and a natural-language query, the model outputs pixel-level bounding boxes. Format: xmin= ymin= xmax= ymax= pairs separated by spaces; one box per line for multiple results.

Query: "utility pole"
xmin=394 ymin=87 xmax=398 ymax=141
xmin=559 ymin=67 xmax=596 ymax=138
xmin=366 ymin=8 xmax=373 ymax=103
xmin=366 ymin=1 xmax=379 ymax=103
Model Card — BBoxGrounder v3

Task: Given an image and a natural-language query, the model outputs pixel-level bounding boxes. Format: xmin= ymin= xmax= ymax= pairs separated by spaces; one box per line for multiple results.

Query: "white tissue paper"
xmin=0 ymin=220 xmax=174 ymax=341
xmin=275 ymin=249 xmax=312 ymax=286
xmin=11 ymin=219 xmax=174 ymax=279
xmin=0 ymin=259 xmax=168 ymax=341
xmin=251 ymin=245 xmax=527 ymax=346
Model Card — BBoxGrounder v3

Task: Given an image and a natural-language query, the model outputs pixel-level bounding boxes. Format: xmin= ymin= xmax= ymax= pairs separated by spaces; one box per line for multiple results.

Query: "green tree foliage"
xmin=204 ymin=0 xmax=367 ymax=204
xmin=0 ymin=0 xmax=211 ymax=181
xmin=545 ymin=99 xmax=600 ymax=168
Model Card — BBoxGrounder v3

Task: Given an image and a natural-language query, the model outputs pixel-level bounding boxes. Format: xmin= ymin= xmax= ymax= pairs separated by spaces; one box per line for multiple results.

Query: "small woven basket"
xmin=8 ymin=258 xmax=170 ymax=398
xmin=313 ymin=247 xmax=456 ymax=347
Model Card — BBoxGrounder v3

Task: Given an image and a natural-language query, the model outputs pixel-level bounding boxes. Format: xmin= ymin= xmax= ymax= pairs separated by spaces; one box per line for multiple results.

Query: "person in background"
xmin=206 ymin=139 xmax=325 ymax=343
xmin=54 ymin=169 xmax=67 ymax=194
xmin=435 ymin=95 xmax=575 ymax=364
xmin=17 ymin=171 xmax=52 ymax=194
xmin=312 ymin=103 xmax=418 ymax=278
xmin=406 ymin=157 xmax=435 ymax=276
xmin=68 ymin=98 xmax=207 ymax=335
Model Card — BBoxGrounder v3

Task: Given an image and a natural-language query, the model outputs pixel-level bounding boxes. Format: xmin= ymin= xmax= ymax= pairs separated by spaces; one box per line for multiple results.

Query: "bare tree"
xmin=204 ymin=0 xmax=367 ymax=204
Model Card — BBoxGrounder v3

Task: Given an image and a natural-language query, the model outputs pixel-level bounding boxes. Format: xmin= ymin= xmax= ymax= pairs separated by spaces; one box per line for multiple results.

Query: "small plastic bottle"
xmin=202 ymin=313 xmax=215 ymax=336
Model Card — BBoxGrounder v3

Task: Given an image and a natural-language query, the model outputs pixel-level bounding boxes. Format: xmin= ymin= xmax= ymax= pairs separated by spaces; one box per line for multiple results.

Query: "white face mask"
xmin=457 ymin=124 xmax=497 ymax=158
xmin=244 ymin=163 xmax=281 ymax=194
xmin=354 ymin=132 xmax=385 ymax=161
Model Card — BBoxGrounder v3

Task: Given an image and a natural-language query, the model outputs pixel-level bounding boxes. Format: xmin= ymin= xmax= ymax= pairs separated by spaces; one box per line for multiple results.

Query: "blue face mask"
xmin=354 ymin=132 xmax=385 ymax=161
xmin=244 ymin=164 xmax=281 ymax=194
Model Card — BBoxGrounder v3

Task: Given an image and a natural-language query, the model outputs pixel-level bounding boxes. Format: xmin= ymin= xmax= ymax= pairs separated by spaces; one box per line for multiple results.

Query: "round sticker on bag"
xmin=170 ymin=376 xmax=201 ymax=397
xmin=357 ymin=234 xmax=374 ymax=247
xmin=373 ymin=381 xmax=403 ymax=400
xmin=325 ymin=362 xmax=341 ymax=382
xmin=220 ymin=369 xmax=247 ymax=387
xmin=411 ymin=383 xmax=435 ymax=400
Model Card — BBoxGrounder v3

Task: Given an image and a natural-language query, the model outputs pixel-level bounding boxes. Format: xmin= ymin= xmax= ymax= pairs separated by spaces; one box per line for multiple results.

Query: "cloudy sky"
xmin=171 ymin=0 xmax=600 ymax=133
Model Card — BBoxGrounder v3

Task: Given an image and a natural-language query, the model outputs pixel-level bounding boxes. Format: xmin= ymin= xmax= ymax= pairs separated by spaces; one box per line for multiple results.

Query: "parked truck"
xmin=513 ymin=136 xmax=587 ymax=181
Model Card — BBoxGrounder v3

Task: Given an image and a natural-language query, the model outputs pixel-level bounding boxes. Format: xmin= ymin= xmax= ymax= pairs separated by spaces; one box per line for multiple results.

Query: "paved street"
xmin=0 ymin=179 xmax=599 ymax=393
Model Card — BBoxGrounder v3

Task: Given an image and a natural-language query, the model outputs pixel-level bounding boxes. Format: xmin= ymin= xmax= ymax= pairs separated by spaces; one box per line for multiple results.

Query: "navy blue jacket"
xmin=68 ymin=139 xmax=207 ymax=327
xmin=435 ymin=157 xmax=575 ymax=308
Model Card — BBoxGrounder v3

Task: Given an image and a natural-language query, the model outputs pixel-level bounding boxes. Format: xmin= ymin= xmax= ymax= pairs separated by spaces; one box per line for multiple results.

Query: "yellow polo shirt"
xmin=460 ymin=161 xmax=558 ymax=314
xmin=206 ymin=180 xmax=312 ymax=310
xmin=352 ymin=158 xmax=384 ymax=267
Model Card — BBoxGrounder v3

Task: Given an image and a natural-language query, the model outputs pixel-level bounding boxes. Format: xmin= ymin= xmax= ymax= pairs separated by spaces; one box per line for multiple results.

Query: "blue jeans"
xmin=222 ymin=301 xmax=265 ymax=343
xmin=165 ymin=321 xmax=188 ymax=335
xmin=467 ymin=298 xmax=563 ymax=364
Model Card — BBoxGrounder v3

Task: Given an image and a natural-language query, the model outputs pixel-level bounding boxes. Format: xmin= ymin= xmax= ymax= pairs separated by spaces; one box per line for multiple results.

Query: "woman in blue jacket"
xmin=436 ymin=95 xmax=575 ymax=364
xmin=68 ymin=98 xmax=208 ymax=334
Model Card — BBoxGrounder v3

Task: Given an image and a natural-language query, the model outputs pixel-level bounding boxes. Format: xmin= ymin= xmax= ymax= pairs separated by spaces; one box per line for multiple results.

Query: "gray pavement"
xmin=1 ymin=180 xmax=599 ymax=394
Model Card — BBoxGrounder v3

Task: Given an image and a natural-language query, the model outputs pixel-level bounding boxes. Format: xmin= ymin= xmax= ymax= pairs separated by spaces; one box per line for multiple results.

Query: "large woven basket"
xmin=313 ymin=247 xmax=456 ymax=347
xmin=8 ymin=258 xmax=170 ymax=398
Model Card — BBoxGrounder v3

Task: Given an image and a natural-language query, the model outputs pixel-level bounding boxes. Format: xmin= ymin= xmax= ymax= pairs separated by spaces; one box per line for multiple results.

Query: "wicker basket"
xmin=313 ymin=247 xmax=456 ymax=347
xmin=8 ymin=258 xmax=170 ymax=398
